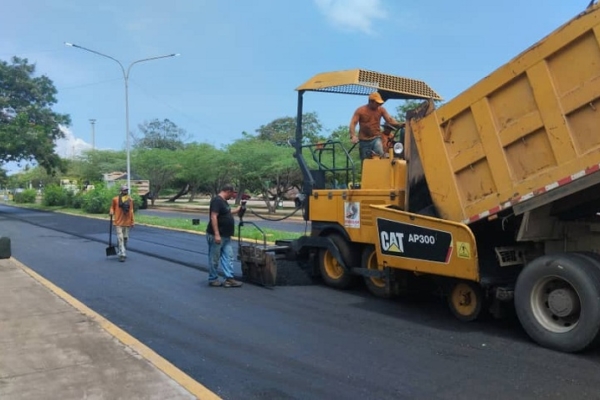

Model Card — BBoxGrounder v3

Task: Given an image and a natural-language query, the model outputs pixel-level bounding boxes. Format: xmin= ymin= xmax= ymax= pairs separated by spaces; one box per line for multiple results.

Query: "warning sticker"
xmin=344 ymin=201 xmax=360 ymax=228
xmin=457 ymin=242 xmax=471 ymax=259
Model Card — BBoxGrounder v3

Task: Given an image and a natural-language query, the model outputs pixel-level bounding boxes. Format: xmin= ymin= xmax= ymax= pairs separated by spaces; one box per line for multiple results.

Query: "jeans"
xmin=207 ymin=234 xmax=234 ymax=281
xmin=359 ymin=137 xmax=384 ymax=160
xmin=115 ymin=226 xmax=130 ymax=257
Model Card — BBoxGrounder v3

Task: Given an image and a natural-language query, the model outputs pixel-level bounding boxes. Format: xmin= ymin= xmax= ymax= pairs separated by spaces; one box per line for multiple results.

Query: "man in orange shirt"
xmin=349 ymin=92 xmax=401 ymax=161
xmin=109 ymin=185 xmax=135 ymax=262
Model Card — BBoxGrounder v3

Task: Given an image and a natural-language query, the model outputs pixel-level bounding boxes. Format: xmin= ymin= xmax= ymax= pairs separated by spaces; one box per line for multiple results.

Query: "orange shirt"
xmin=110 ymin=195 xmax=134 ymax=227
xmin=351 ymin=105 xmax=394 ymax=141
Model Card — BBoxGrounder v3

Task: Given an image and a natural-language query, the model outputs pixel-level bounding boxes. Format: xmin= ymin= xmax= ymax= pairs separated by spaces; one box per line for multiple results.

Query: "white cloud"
xmin=314 ymin=0 xmax=387 ymax=35
xmin=54 ymin=126 xmax=92 ymax=159
xmin=2 ymin=127 xmax=91 ymax=175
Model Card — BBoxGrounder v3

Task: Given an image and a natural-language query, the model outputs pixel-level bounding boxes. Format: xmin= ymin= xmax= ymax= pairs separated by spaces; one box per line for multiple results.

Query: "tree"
xmin=0 ymin=57 xmax=70 ymax=174
xmin=175 ymin=143 xmax=225 ymax=202
xmin=133 ymin=118 xmax=189 ymax=150
xmin=0 ymin=168 xmax=7 ymax=188
xmin=255 ymin=112 xmax=324 ymax=145
xmin=68 ymin=149 xmax=126 ymax=184
xmin=10 ymin=164 xmax=65 ymax=194
xmin=394 ymin=99 xmax=444 ymax=122
xmin=228 ymin=137 xmax=300 ymax=212
xmin=131 ymin=149 xmax=180 ymax=205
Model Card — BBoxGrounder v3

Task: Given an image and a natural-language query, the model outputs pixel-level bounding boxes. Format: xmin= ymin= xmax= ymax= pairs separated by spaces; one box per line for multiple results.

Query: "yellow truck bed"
xmin=414 ymin=5 xmax=600 ymax=224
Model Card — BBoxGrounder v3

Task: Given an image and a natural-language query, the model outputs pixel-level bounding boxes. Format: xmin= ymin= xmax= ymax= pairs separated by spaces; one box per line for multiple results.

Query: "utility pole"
xmin=89 ymin=119 xmax=96 ymax=150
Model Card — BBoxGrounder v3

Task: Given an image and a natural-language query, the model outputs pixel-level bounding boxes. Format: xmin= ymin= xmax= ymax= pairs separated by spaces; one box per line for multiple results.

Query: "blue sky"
xmin=0 ymin=0 xmax=589 ymax=164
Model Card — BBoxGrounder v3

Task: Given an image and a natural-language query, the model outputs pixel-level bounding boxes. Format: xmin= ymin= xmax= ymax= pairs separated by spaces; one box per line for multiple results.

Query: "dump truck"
xmin=239 ymin=3 xmax=600 ymax=353
xmin=103 ymin=172 xmax=151 ymax=209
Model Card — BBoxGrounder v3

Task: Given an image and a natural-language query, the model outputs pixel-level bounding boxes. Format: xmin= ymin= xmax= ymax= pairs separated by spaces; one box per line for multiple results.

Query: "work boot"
xmin=223 ymin=278 xmax=243 ymax=288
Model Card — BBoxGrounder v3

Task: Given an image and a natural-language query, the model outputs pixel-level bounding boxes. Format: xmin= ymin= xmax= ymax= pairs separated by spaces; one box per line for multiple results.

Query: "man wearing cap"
xmin=349 ymin=92 xmax=401 ymax=161
xmin=109 ymin=185 xmax=135 ymax=262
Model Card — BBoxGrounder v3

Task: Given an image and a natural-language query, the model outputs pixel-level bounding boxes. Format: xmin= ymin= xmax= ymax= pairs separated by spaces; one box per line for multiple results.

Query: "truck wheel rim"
xmin=324 ymin=251 xmax=344 ymax=279
xmin=450 ymin=283 xmax=478 ymax=317
xmin=530 ymin=275 xmax=580 ymax=333
xmin=366 ymin=250 xmax=385 ymax=288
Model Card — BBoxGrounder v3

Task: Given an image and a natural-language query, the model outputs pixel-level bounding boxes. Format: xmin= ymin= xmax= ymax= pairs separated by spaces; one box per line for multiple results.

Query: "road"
xmin=2 ymin=204 xmax=600 ymax=400
xmin=139 ymin=207 xmax=310 ymax=235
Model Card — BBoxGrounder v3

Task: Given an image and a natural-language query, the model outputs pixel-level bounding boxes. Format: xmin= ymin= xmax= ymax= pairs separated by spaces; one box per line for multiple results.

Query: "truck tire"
xmin=514 ymin=253 xmax=600 ymax=353
xmin=318 ymin=233 xmax=358 ymax=289
xmin=362 ymin=245 xmax=394 ymax=298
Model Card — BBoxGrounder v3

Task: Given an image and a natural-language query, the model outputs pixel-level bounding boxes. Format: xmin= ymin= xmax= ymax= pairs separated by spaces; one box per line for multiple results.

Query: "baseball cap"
xmin=120 ymin=185 xmax=129 ymax=191
xmin=368 ymin=92 xmax=384 ymax=104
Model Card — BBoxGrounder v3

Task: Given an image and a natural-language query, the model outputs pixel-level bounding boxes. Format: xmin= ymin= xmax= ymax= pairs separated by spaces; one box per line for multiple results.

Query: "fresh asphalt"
xmin=2 ymin=204 xmax=600 ymax=400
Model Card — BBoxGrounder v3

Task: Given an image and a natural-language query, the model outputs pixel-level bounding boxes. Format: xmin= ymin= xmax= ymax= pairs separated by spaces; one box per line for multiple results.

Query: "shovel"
xmin=106 ymin=214 xmax=117 ymax=257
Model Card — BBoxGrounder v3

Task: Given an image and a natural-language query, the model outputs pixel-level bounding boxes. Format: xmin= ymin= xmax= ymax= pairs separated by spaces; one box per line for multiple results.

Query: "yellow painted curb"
xmin=11 ymin=257 xmax=221 ymax=400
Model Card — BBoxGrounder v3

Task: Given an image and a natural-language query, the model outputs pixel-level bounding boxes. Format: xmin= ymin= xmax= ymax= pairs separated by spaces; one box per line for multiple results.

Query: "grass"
xmin=3 ymin=201 xmax=304 ymax=242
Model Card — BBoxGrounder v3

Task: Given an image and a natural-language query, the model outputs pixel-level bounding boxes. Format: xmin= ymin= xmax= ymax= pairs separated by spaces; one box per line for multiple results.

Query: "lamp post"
xmin=89 ymin=118 xmax=96 ymax=150
xmin=65 ymin=42 xmax=178 ymax=190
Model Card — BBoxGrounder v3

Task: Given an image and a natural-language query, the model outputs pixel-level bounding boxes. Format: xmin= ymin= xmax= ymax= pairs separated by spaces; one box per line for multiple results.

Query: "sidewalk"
xmin=0 ymin=257 xmax=219 ymax=400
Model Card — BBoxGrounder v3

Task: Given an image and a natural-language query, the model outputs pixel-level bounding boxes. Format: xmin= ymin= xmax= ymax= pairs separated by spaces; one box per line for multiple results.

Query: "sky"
xmin=0 ymin=0 xmax=591 ymax=170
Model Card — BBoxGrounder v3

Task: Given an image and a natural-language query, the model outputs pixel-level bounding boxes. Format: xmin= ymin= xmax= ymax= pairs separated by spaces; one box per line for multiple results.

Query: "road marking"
xmin=11 ymin=256 xmax=221 ymax=400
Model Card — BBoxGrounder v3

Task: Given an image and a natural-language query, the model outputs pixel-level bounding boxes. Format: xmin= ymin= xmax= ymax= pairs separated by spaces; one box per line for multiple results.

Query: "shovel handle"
xmin=108 ymin=214 xmax=114 ymax=247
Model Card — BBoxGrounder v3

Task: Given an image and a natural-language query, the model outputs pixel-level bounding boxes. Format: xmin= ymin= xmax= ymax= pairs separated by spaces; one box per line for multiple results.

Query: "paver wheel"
xmin=447 ymin=280 xmax=484 ymax=322
xmin=362 ymin=245 xmax=394 ymax=298
xmin=318 ymin=233 xmax=358 ymax=289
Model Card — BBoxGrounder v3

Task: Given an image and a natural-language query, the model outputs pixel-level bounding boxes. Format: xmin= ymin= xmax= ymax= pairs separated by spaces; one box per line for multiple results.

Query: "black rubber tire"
xmin=318 ymin=233 xmax=358 ymax=289
xmin=514 ymin=253 xmax=600 ymax=353
xmin=362 ymin=245 xmax=394 ymax=298
xmin=446 ymin=280 xmax=484 ymax=322
xmin=568 ymin=252 xmax=600 ymax=349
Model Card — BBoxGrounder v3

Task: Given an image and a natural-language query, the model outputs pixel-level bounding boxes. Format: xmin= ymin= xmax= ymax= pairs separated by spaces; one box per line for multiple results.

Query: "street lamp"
xmin=65 ymin=42 xmax=179 ymax=191
xmin=89 ymin=118 xmax=96 ymax=150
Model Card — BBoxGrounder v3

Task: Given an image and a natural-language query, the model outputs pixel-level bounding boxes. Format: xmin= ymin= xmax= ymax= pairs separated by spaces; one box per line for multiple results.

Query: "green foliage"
xmin=132 ymin=148 xmax=181 ymax=202
xmin=0 ymin=57 xmax=70 ymax=174
xmin=6 ymin=165 xmax=60 ymax=198
xmin=42 ymin=183 xmax=67 ymax=206
xmin=227 ymin=137 xmax=299 ymax=210
xmin=69 ymin=192 xmax=84 ymax=209
xmin=80 ymin=184 xmax=140 ymax=214
xmin=0 ymin=168 xmax=7 ymax=187
xmin=133 ymin=118 xmax=189 ymax=150
xmin=177 ymin=143 xmax=226 ymax=199
xmin=255 ymin=112 xmax=324 ymax=145
xmin=295 ymin=125 xmax=363 ymax=188
xmin=69 ymin=149 xmax=126 ymax=183
xmin=13 ymin=188 xmax=36 ymax=203
xmin=80 ymin=184 xmax=114 ymax=214
xmin=394 ymin=99 xmax=444 ymax=122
